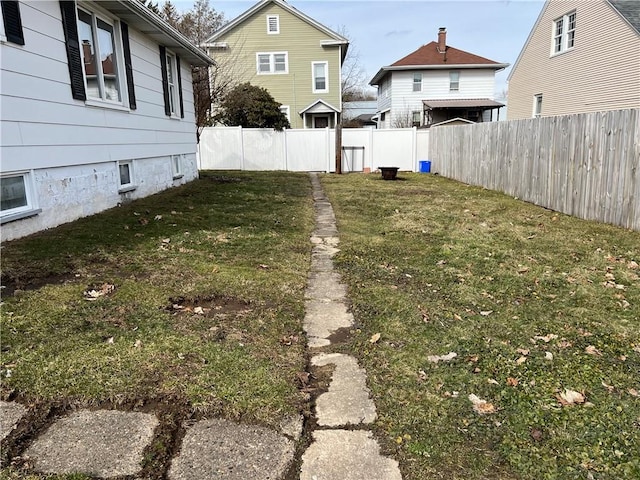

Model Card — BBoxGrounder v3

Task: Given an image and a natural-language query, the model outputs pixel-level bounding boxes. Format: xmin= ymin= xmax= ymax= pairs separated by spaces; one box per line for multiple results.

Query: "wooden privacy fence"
xmin=198 ymin=126 xmax=430 ymax=173
xmin=429 ymin=109 xmax=639 ymax=231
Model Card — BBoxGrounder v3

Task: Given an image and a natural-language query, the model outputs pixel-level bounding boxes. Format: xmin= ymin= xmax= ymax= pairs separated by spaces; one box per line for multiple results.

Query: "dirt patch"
xmin=0 ymin=273 xmax=77 ymax=298
xmin=327 ymin=327 xmax=353 ymax=344
xmin=203 ymin=175 xmax=243 ymax=184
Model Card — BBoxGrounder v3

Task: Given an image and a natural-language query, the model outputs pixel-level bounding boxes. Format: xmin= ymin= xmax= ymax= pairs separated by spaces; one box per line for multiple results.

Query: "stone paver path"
xmin=300 ymin=173 xmax=402 ymax=479
xmin=25 ymin=410 xmax=158 ymax=477
xmin=0 ymin=173 xmax=402 ymax=479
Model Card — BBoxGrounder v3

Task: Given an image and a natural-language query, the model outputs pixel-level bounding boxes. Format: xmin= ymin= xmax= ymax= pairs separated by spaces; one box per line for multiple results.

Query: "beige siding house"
xmin=508 ymin=0 xmax=640 ymax=119
xmin=202 ymin=0 xmax=347 ymax=129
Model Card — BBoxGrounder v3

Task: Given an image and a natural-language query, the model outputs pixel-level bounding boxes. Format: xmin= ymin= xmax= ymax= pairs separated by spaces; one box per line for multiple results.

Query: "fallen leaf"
xmin=628 ymin=388 xmax=639 ymax=397
xmin=558 ymin=340 xmax=573 ymax=349
xmin=480 ymin=310 xmax=493 ymax=316
xmin=516 ymin=348 xmax=530 ymax=356
xmin=193 ymin=306 xmax=205 ymax=315
xmin=468 ymin=394 xmax=496 ymax=414
xmin=585 ymin=345 xmax=602 ymax=356
xmin=162 ymin=238 xmax=171 ymax=244
xmin=533 ymin=334 xmax=558 ymax=343
xmin=557 ymin=389 xmax=585 ymax=406
xmin=258 ymin=264 xmax=269 ymax=269
xmin=427 ymin=352 xmax=458 ymax=363
xmin=417 ymin=370 xmax=427 ymax=382
xmin=369 ymin=333 xmax=381 ymax=344
xmin=134 ymin=339 xmax=142 ymax=348
xmin=516 ymin=356 xmax=527 ymax=365
xmin=154 ymin=215 xmax=162 ymax=220
xmin=507 ymin=377 xmax=519 ymax=387
xmin=545 ymin=351 xmax=554 ymax=361
xmin=487 ymin=378 xmax=499 ymax=385
xmin=628 ymin=261 xmax=638 ymax=270
xmin=517 ymin=266 xmax=529 ymax=274
xmin=105 ymin=336 xmax=114 ymax=344
xmin=601 ymin=381 xmax=614 ymax=393
xmin=530 ymin=428 xmax=543 ymax=441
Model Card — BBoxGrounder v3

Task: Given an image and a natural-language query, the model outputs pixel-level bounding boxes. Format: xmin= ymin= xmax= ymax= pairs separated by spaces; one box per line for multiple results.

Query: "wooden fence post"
xmin=335 ymin=124 xmax=342 ymax=174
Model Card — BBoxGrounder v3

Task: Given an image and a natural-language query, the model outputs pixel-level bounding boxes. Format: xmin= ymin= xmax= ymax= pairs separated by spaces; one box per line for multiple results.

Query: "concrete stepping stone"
xmin=304 ymin=300 xmax=354 ymax=348
xmin=0 ymin=401 xmax=27 ymax=441
xmin=168 ymin=418 xmax=294 ymax=480
xmin=24 ymin=409 xmax=158 ymax=477
xmin=305 ymin=271 xmax=348 ymax=301
xmin=300 ymin=430 xmax=402 ymax=480
xmin=312 ymin=353 xmax=376 ymax=426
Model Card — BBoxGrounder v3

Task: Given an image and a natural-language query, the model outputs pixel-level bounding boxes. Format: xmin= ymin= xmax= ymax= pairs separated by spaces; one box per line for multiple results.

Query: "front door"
xmin=314 ymin=116 xmax=329 ymax=128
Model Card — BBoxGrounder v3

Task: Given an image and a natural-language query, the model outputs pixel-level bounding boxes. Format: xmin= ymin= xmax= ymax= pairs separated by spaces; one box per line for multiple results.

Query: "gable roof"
xmin=97 ymin=0 xmax=212 ymax=66
xmin=370 ymin=41 xmax=508 ymax=85
xmin=508 ymin=0 xmax=639 ymax=81
xmin=608 ymin=0 xmax=640 ymax=33
xmin=202 ymin=0 xmax=348 ymax=60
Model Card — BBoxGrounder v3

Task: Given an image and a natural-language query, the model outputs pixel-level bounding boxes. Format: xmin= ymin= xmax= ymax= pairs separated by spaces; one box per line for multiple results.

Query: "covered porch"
xmin=422 ymin=98 xmax=504 ymax=127
xmin=299 ymin=99 xmax=341 ymax=129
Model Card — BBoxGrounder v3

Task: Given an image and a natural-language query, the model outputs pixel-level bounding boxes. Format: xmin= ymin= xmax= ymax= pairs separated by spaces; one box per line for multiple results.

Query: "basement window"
xmin=0 ymin=172 xmax=41 ymax=224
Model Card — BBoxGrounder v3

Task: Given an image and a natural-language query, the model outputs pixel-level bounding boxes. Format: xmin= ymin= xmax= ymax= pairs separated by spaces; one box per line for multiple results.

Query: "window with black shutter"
xmin=160 ymin=46 xmax=184 ymax=118
xmin=1 ymin=0 xmax=25 ymax=45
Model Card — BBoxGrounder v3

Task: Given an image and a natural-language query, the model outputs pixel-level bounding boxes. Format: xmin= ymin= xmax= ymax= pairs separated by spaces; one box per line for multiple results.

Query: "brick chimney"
xmin=437 ymin=27 xmax=446 ymax=53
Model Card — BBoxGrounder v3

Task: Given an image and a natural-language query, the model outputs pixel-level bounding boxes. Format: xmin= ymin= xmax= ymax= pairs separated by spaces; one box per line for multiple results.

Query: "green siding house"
xmin=202 ymin=0 xmax=348 ymax=129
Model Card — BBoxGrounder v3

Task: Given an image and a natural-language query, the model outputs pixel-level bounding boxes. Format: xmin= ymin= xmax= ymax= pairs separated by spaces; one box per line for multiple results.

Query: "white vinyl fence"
xmin=198 ymin=127 xmax=430 ymax=173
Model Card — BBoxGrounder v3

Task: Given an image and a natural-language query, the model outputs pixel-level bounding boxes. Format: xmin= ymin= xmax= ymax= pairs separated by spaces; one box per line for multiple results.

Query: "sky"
xmin=167 ymin=0 xmax=546 ymax=96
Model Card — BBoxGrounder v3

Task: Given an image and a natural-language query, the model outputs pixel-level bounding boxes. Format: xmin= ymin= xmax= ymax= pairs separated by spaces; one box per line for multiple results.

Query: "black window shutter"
xmin=2 ymin=1 xmax=25 ymax=45
xmin=176 ymin=55 xmax=184 ymax=118
xmin=120 ymin=21 xmax=136 ymax=110
xmin=59 ymin=1 xmax=86 ymax=101
xmin=159 ymin=45 xmax=170 ymax=116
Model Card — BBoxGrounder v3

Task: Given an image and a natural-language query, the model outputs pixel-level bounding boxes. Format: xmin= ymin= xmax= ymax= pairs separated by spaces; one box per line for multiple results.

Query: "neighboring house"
xmin=343 ymin=100 xmax=377 ymax=127
xmin=0 ymin=0 xmax=212 ymax=242
xmin=202 ymin=0 xmax=348 ymax=129
xmin=507 ymin=0 xmax=640 ymax=119
xmin=369 ymin=28 xmax=508 ymax=129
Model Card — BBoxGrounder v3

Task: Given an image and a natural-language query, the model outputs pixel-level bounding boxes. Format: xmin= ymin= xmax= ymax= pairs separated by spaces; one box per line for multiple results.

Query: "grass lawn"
xmin=0 ymin=172 xmax=314 ymax=473
xmin=321 ymin=172 xmax=640 ymax=480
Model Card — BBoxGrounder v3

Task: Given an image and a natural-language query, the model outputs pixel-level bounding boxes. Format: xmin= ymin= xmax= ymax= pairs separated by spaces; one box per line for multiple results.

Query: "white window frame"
xmin=267 ymin=15 xmax=279 ymax=34
xmin=413 ymin=73 xmax=422 ymax=92
xmin=0 ymin=171 xmax=40 ymax=223
xmin=449 ymin=71 xmax=460 ymax=91
xmin=552 ymin=11 xmax=576 ymax=55
xmin=77 ymin=2 xmax=127 ymax=108
xmin=171 ymin=154 xmax=183 ymax=179
xmin=256 ymin=51 xmax=288 ymax=75
xmin=118 ymin=160 xmax=136 ymax=192
xmin=279 ymin=105 xmax=290 ymax=123
xmin=165 ymin=49 xmax=180 ymax=117
xmin=533 ymin=94 xmax=543 ymax=118
xmin=312 ymin=61 xmax=328 ymax=93
xmin=0 ymin=4 xmax=7 ymax=43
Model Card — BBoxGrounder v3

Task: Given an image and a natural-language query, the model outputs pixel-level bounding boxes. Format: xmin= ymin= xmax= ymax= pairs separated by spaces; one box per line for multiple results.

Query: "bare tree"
xmin=337 ymin=26 xmax=368 ymax=103
xmin=392 ymin=109 xmax=419 ymax=128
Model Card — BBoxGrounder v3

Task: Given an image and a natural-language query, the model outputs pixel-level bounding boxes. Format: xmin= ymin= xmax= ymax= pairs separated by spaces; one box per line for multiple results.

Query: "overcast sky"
xmin=168 ymin=0 xmax=546 ymax=95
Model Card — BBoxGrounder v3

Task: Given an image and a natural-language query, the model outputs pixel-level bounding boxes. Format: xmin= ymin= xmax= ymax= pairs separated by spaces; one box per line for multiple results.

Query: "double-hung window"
xmin=312 ymin=61 xmax=328 ymax=93
xmin=160 ymin=46 xmax=184 ymax=118
xmin=449 ymin=71 xmax=460 ymax=91
xmin=552 ymin=11 xmax=576 ymax=54
xmin=413 ymin=73 xmax=422 ymax=92
xmin=59 ymin=2 xmax=136 ymax=109
xmin=77 ymin=6 xmax=121 ymax=102
xmin=257 ymin=52 xmax=288 ymax=74
xmin=172 ymin=155 xmax=183 ymax=179
xmin=1 ymin=172 xmax=39 ymax=223
xmin=165 ymin=51 xmax=177 ymax=115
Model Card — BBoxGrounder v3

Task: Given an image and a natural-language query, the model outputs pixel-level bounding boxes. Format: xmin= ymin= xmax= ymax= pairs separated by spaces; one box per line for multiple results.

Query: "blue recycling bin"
xmin=419 ymin=160 xmax=431 ymax=173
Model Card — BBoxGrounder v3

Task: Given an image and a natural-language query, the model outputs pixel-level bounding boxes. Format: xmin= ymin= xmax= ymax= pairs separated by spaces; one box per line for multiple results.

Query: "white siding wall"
xmin=387 ymin=69 xmax=497 ymax=127
xmin=1 ymin=1 xmax=200 ymax=241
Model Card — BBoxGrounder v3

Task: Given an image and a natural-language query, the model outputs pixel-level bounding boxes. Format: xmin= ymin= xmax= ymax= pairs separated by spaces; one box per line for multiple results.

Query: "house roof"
xmin=299 ymin=99 xmax=340 ymax=115
xmin=370 ymin=41 xmax=508 ymax=85
xmin=422 ymin=98 xmax=505 ymax=109
xmin=431 ymin=117 xmax=477 ymax=127
xmin=508 ymin=0 xmax=639 ymax=82
xmin=608 ymin=0 xmax=640 ymax=33
xmin=202 ymin=0 xmax=349 ymax=61
xmin=96 ymin=0 xmax=213 ymax=66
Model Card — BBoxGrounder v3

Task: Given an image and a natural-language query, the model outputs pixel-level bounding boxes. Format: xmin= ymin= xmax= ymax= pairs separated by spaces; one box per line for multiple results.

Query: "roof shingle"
xmin=391 ymin=41 xmax=502 ymax=67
